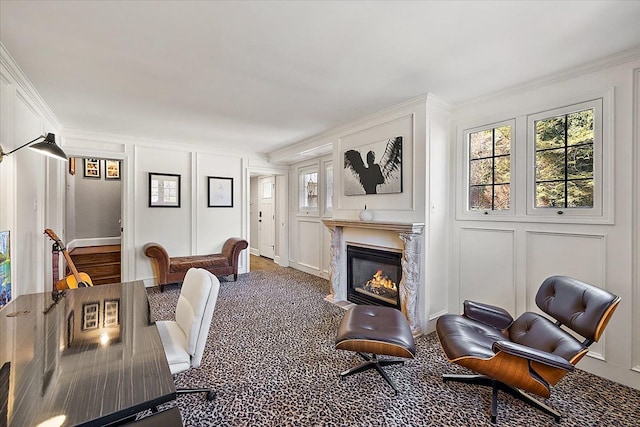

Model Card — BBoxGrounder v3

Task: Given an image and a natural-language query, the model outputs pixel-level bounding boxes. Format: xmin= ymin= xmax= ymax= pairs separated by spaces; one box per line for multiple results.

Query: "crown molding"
xmin=454 ymin=45 xmax=640 ymax=112
xmin=269 ymin=92 xmax=453 ymax=164
xmin=61 ymin=127 xmax=269 ymax=161
xmin=0 ymin=43 xmax=62 ymax=130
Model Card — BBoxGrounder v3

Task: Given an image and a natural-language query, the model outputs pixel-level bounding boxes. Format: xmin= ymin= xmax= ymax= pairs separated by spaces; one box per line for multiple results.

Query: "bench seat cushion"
xmin=169 ymin=255 xmax=229 ymax=272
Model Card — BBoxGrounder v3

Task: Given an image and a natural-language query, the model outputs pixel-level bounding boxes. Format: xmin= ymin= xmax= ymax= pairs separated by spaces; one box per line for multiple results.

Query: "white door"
xmin=258 ymin=176 xmax=275 ymax=259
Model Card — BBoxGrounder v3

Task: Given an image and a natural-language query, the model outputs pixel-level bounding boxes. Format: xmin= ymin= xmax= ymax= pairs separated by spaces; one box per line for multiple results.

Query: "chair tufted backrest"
xmin=535 ymin=276 xmax=620 ymax=342
xmin=175 ymin=268 xmax=220 ymax=367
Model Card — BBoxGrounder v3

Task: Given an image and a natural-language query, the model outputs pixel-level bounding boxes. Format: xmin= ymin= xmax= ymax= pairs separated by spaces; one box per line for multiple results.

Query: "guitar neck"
xmin=61 ymin=249 xmax=83 ymax=284
xmin=44 ymin=229 xmax=84 ymax=285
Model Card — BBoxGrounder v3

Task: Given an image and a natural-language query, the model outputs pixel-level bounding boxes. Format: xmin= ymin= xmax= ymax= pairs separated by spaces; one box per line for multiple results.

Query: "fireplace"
xmin=347 ymin=245 xmax=402 ymax=309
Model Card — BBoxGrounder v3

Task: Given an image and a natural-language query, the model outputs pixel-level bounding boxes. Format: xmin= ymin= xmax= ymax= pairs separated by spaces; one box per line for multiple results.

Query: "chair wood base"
xmin=442 ymin=374 xmax=561 ymax=424
xmin=340 ymin=352 xmax=405 ymax=396
xmin=177 ymin=387 xmax=216 ymax=401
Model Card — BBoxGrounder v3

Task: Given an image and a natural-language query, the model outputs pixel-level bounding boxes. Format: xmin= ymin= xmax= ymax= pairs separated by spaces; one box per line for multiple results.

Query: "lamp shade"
xmin=28 ymin=133 xmax=68 ymax=161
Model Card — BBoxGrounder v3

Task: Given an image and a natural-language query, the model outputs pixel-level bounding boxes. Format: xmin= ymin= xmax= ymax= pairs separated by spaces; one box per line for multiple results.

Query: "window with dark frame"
xmin=468 ymin=125 xmax=511 ymax=211
xmin=534 ymin=108 xmax=594 ymax=208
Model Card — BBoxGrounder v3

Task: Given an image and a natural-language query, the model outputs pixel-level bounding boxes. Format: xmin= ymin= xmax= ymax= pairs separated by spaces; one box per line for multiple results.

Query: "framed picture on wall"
xmin=83 ymin=158 xmax=101 ymax=179
xmin=82 ymin=302 xmax=99 ymax=330
xmin=343 ymin=136 xmax=403 ymax=195
xmin=0 ymin=230 xmax=11 ymax=308
xmin=149 ymin=172 xmax=181 ymax=207
xmin=105 ymin=160 xmax=121 ymax=180
xmin=207 ymin=176 xmax=233 ymax=207
xmin=103 ymin=300 xmax=120 ymax=327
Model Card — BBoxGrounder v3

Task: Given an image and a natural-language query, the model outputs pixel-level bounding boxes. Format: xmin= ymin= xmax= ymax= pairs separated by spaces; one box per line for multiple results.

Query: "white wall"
xmin=285 ymin=95 xmax=451 ymax=333
xmin=450 ymin=57 xmax=640 ymax=389
xmin=72 ymin=160 xmax=121 ymax=239
xmin=0 ymin=46 xmax=63 ymax=297
xmin=288 ymin=155 xmax=332 ymax=279
xmin=60 ymin=136 xmax=252 ymax=285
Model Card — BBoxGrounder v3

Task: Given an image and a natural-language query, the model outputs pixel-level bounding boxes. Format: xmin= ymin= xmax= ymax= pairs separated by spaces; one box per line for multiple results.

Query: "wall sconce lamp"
xmin=0 ymin=133 xmax=68 ymax=163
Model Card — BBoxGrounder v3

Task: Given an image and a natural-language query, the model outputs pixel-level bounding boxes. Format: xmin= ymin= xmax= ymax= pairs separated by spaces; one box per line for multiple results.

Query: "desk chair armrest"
xmin=493 ymin=340 xmax=575 ymax=371
xmin=463 ymin=300 xmax=514 ymax=330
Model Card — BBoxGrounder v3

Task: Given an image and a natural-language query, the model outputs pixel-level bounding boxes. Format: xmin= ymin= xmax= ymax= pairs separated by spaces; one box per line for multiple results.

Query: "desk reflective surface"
xmin=0 ymin=281 xmax=176 ymax=427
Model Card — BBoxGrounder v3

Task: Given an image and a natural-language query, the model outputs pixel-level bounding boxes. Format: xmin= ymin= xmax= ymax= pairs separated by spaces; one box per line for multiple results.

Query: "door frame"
xmin=243 ymin=162 xmax=289 ymax=271
xmin=60 ymin=147 xmax=130 ymax=281
xmin=257 ymin=175 xmax=276 ymax=259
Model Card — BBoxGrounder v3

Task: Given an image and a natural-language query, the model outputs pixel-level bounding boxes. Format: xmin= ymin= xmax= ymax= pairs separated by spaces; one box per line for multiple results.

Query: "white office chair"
xmin=156 ymin=268 xmax=220 ymax=401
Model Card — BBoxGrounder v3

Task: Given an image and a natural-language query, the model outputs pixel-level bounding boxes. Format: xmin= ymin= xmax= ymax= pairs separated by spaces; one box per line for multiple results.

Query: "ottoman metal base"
xmin=340 ymin=352 xmax=405 ymax=396
xmin=335 ymin=306 xmax=416 ymax=396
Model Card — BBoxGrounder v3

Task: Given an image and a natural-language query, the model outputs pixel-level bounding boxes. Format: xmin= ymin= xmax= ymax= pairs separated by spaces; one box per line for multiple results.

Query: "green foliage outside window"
xmin=535 ymin=109 xmax=594 ymax=208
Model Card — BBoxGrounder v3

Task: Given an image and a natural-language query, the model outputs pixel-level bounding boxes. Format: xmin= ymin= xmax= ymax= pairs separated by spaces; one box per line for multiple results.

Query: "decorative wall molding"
xmin=458 ymin=227 xmax=516 ymax=314
xmin=0 ymin=43 xmax=61 ymax=131
xmin=454 ymin=46 xmax=640 ymax=112
xmin=525 ymin=230 xmax=607 ymax=361
xmin=633 ymin=67 xmax=640 ymax=372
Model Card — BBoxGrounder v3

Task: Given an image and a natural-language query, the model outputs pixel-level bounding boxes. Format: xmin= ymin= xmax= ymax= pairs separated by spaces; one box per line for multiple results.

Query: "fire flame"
xmin=366 ymin=270 xmax=397 ymax=291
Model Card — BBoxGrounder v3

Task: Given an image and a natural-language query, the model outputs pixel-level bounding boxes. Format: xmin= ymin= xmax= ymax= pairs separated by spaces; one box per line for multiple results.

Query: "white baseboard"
xmin=250 ymin=247 xmax=260 ymax=256
xmin=289 ymin=261 xmax=329 ymax=280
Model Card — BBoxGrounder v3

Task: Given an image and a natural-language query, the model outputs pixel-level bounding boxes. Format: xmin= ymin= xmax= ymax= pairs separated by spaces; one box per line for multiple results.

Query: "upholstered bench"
xmin=335 ymin=305 xmax=416 ymax=395
xmin=143 ymin=238 xmax=248 ymax=291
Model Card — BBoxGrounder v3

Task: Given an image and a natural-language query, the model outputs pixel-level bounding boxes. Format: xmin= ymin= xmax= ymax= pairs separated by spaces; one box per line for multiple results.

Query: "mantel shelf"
xmin=322 ymin=219 xmax=425 ymax=234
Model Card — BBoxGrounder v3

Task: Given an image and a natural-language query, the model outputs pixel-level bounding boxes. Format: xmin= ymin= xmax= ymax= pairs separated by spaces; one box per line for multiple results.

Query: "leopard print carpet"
xmin=146 ymin=269 xmax=639 ymax=426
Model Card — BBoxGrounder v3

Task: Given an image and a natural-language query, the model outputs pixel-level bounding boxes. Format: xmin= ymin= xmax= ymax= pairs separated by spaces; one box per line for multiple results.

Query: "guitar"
xmin=44 ymin=229 xmax=93 ymax=289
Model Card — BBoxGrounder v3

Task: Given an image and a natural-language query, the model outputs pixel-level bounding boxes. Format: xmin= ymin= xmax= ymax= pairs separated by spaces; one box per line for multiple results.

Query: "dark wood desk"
xmin=0 ymin=281 xmax=176 ymax=427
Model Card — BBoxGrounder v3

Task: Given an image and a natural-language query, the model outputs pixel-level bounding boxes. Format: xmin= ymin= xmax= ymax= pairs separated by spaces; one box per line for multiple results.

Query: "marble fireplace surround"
xmin=322 ymin=219 xmax=425 ymax=336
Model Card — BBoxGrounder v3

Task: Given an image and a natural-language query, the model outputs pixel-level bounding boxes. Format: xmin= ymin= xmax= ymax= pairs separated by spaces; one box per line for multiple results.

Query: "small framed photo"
xmin=68 ymin=157 xmax=76 ymax=176
xmin=105 ymin=160 xmax=121 ymax=180
xmin=82 ymin=302 xmax=99 ymax=330
xmin=207 ymin=176 xmax=233 ymax=207
xmin=103 ymin=299 xmax=120 ymax=327
xmin=149 ymin=172 xmax=181 ymax=207
xmin=83 ymin=158 xmax=100 ymax=179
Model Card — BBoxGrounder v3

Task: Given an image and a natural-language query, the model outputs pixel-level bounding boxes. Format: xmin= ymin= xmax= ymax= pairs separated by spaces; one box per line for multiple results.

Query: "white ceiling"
xmin=1 ymin=1 xmax=639 ymax=157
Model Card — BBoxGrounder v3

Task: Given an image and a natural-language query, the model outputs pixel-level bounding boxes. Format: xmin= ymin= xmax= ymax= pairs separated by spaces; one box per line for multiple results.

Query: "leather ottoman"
xmin=335 ymin=305 xmax=416 ymax=395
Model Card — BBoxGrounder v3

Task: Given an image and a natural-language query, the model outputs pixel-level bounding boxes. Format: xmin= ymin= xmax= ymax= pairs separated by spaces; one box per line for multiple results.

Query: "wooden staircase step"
xmin=92 ymin=275 xmax=121 ymax=286
xmin=67 ymin=245 xmax=121 ymax=286
xmin=72 ymin=262 xmax=120 ymax=277
xmin=70 ymin=245 xmax=120 ymax=265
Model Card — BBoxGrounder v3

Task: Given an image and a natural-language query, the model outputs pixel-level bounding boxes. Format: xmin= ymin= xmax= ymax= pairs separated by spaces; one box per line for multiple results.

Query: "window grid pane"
xmin=300 ymin=172 xmax=318 ymax=209
xmin=468 ymin=125 xmax=511 ymax=211
xmin=535 ymin=109 xmax=594 ymax=208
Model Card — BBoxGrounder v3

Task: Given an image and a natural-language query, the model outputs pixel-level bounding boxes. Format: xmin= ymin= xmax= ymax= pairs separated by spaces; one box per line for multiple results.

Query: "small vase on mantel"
xmin=359 ymin=205 xmax=373 ymax=221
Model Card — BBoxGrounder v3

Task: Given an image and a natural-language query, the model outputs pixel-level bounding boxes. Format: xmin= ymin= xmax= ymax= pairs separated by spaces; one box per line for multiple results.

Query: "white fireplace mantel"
xmin=322 ymin=219 xmax=425 ymax=336
xmin=322 ymin=219 xmax=424 ymax=234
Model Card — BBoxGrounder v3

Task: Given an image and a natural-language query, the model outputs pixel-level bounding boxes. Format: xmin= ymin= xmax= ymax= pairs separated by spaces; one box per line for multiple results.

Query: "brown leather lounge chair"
xmin=436 ymin=275 xmax=620 ymax=423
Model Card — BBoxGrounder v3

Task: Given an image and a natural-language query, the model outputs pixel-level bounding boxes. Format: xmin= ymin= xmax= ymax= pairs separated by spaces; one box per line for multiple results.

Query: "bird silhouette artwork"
xmin=343 ymin=136 xmax=402 ymax=195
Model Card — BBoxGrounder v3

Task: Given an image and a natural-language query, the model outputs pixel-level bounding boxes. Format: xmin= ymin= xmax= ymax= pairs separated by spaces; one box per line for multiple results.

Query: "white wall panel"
xmin=459 ymin=228 xmax=515 ymax=314
xmin=14 ymin=92 xmax=45 ymax=295
xmin=452 ymin=57 xmax=640 ymax=388
xmin=297 ymin=219 xmax=321 ymax=270
xmin=525 ymin=231 xmax=605 ymax=307
xmin=525 ymin=231 xmax=606 ymax=358
xmin=337 ymin=114 xmax=415 ymax=213
xmin=134 ymin=146 xmax=192 ymax=281
xmin=633 ymin=67 xmax=640 ymax=372
xmin=195 ymin=153 xmax=243 ymax=255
